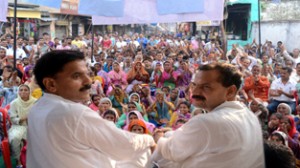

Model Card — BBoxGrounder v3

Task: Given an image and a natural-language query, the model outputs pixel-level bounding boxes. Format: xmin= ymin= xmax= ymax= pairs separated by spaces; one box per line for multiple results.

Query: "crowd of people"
xmin=0 ymin=30 xmax=299 ymax=167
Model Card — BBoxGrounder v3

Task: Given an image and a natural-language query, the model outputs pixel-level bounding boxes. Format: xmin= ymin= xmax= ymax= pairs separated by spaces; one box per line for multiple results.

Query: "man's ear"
xmin=226 ymin=85 xmax=238 ymax=100
xmin=43 ymin=77 xmax=57 ymax=93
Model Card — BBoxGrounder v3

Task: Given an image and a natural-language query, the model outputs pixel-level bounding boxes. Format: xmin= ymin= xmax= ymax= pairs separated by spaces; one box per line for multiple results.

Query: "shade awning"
xmin=7 ymin=7 xmax=41 ymax=19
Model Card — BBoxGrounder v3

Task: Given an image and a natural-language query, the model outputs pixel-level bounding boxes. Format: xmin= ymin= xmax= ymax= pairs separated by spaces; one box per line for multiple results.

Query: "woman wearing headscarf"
xmin=269 ymin=131 xmax=288 ymax=147
xmin=102 ymin=108 xmax=119 ymax=123
xmin=107 ymin=62 xmax=127 ymax=95
xmin=176 ymin=60 xmax=193 ymax=89
xmin=98 ymin=97 xmax=112 ymax=116
xmin=129 ymin=92 xmax=148 ymax=119
xmin=158 ymin=61 xmax=179 ymax=90
xmin=116 ymin=101 xmax=149 ymax=128
xmin=280 ymin=116 xmax=300 ymax=167
xmin=123 ymin=110 xmax=155 ymax=134
xmin=116 ymin=118 xmax=154 ymax=168
xmin=126 ymin=61 xmax=150 ymax=93
xmin=168 ymin=88 xmax=183 ymax=108
xmin=8 ymin=84 xmax=37 ymax=167
xmin=109 ymin=85 xmax=128 ymax=116
xmin=168 ymin=101 xmax=191 ymax=127
xmin=147 ymin=91 xmax=174 ymax=127
xmin=277 ymin=103 xmax=292 ymax=116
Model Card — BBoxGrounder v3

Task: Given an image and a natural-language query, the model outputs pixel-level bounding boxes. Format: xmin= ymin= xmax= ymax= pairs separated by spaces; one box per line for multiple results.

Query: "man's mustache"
xmin=79 ymin=84 xmax=92 ymax=92
xmin=192 ymin=95 xmax=206 ymax=101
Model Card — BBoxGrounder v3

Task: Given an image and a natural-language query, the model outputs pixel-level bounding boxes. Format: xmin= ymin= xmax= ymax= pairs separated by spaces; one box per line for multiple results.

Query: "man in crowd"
xmin=267 ymin=67 xmax=297 ymax=114
xmin=243 ymin=64 xmax=270 ymax=102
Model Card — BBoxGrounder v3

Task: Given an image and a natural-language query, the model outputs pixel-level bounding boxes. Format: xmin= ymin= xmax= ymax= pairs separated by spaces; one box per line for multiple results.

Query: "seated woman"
xmin=280 ymin=115 xmax=300 ymax=142
xmin=102 ymin=108 xmax=119 ymax=123
xmin=158 ymin=61 xmax=179 ymax=90
xmin=126 ymin=61 xmax=150 ymax=93
xmin=129 ymin=93 xmax=148 ymax=119
xmin=123 ymin=111 xmax=155 ymax=134
xmin=116 ymin=119 xmax=154 ymax=168
xmin=89 ymin=94 xmax=101 ymax=112
xmin=98 ymin=97 xmax=112 ymax=116
xmin=8 ymin=84 xmax=36 ymax=167
xmin=107 ymin=62 xmax=127 ymax=95
xmin=150 ymin=62 xmax=163 ymax=87
xmin=168 ymin=88 xmax=184 ymax=109
xmin=176 ymin=61 xmax=192 ymax=90
xmin=269 ymin=131 xmax=288 ymax=146
xmin=116 ymin=101 xmax=148 ymax=128
xmin=109 ymin=85 xmax=128 ymax=116
xmin=140 ymin=86 xmax=154 ymax=109
xmin=168 ymin=101 xmax=191 ymax=127
xmin=89 ymin=66 xmax=105 ymax=97
xmin=277 ymin=103 xmax=292 ymax=116
xmin=268 ymin=112 xmax=283 ymax=134
xmin=279 ymin=116 xmax=300 ymax=166
xmin=147 ymin=91 xmax=174 ymax=127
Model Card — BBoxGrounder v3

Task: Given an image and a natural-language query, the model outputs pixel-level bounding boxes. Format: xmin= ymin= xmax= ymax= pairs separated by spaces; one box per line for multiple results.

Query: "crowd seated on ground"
xmin=1 ymin=31 xmax=300 ymax=167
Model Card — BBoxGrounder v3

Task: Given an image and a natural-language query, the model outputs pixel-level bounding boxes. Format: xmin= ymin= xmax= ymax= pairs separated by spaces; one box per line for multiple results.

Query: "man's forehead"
xmin=194 ymin=70 xmax=219 ymax=83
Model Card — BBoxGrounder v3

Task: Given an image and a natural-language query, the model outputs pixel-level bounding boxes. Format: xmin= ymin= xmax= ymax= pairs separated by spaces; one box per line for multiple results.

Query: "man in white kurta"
xmin=27 ymin=50 xmax=157 ymax=167
xmin=152 ymin=63 xmax=265 ymax=168
xmin=152 ymin=101 xmax=265 ymax=168
xmin=27 ymin=93 xmax=155 ymax=167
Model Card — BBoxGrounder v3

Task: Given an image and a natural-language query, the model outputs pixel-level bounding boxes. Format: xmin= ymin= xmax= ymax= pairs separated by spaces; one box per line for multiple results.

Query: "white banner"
xmin=92 ymin=0 xmax=224 ymax=25
xmin=0 ymin=0 xmax=8 ymax=22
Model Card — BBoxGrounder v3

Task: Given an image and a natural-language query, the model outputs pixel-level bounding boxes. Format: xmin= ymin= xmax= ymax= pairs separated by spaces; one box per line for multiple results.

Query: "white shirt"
xmin=152 ymin=101 xmax=265 ymax=168
xmin=116 ymin=41 xmax=127 ymax=50
xmin=6 ymin=47 xmax=27 ymax=59
xmin=270 ymin=78 xmax=297 ymax=102
xmin=27 ymin=93 xmax=155 ymax=168
xmin=291 ymin=73 xmax=300 ymax=83
xmin=116 ymin=149 xmax=151 ymax=168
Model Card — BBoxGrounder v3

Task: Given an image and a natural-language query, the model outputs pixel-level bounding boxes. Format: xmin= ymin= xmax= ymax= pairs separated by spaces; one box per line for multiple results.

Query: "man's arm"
xmin=74 ymin=109 xmax=156 ymax=161
xmin=152 ymin=117 xmax=209 ymax=162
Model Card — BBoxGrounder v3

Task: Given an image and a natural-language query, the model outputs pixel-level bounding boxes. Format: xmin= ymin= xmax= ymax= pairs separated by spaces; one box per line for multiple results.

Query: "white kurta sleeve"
xmin=154 ymin=117 xmax=210 ymax=162
xmin=73 ymin=109 xmax=155 ymax=161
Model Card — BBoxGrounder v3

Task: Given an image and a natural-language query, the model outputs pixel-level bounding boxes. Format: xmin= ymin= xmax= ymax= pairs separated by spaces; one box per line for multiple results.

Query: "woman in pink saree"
xmin=107 ymin=62 xmax=128 ymax=95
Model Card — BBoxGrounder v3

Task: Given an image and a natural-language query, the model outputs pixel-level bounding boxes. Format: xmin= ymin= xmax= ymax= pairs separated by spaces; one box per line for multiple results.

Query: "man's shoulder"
xmin=34 ymin=94 xmax=88 ymax=112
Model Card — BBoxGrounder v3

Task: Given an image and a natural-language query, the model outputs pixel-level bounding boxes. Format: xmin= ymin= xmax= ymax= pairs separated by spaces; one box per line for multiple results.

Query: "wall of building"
xmin=226 ymin=0 xmax=259 ymax=49
xmin=261 ymin=0 xmax=300 ymax=21
xmin=252 ymin=20 xmax=300 ymax=51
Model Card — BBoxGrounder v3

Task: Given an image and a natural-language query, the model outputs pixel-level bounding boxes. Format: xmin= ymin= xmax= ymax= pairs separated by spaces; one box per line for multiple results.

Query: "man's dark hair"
xmin=281 ymin=67 xmax=293 ymax=74
xmin=34 ymin=50 xmax=85 ymax=91
xmin=43 ymin=32 xmax=49 ymax=36
xmin=198 ymin=63 xmax=242 ymax=90
xmin=91 ymin=94 xmax=100 ymax=101
xmin=264 ymin=141 xmax=296 ymax=168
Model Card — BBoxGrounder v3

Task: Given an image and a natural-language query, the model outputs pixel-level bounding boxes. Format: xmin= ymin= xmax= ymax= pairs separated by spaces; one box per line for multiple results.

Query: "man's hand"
xmin=153 ymin=129 xmax=164 ymax=143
